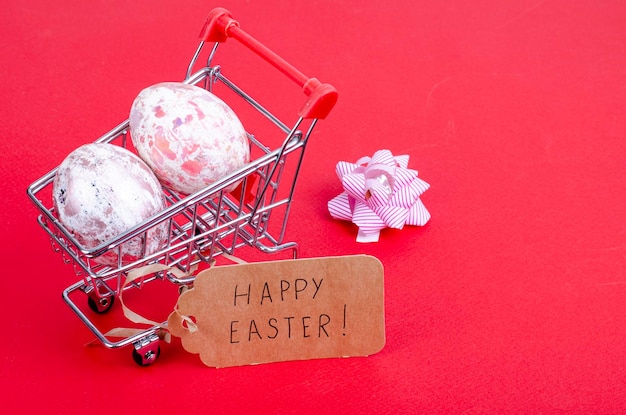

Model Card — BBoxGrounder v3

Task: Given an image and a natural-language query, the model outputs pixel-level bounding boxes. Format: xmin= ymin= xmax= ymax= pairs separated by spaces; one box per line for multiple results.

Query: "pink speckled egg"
xmin=129 ymin=82 xmax=250 ymax=195
xmin=53 ymin=143 xmax=168 ymax=266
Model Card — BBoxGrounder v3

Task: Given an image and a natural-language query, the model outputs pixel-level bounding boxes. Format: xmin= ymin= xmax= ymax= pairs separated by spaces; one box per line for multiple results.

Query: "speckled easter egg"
xmin=129 ymin=82 xmax=250 ymax=195
xmin=53 ymin=143 xmax=168 ymax=266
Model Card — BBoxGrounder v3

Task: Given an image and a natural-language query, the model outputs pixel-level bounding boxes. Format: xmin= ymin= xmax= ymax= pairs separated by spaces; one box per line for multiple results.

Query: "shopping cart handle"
xmin=199 ymin=7 xmax=338 ymax=120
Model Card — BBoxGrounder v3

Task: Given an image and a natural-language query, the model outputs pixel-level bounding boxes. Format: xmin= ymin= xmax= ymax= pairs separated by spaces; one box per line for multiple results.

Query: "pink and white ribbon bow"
xmin=327 ymin=149 xmax=430 ymax=242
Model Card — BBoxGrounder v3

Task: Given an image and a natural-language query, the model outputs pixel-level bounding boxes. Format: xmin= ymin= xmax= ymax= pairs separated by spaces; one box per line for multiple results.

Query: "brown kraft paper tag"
xmin=167 ymin=255 xmax=385 ymax=368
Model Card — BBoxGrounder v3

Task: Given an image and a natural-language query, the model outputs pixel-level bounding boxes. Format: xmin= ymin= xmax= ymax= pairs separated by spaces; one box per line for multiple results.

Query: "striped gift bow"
xmin=328 ymin=149 xmax=430 ymax=243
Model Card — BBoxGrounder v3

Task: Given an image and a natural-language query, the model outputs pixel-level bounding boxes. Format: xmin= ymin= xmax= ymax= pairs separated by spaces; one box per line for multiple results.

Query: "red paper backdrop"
xmin=2 ymin=1 xmax=626 ymax=413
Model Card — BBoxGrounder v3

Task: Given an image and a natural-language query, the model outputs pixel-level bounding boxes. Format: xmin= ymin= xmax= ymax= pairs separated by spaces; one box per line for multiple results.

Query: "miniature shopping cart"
xmin=26 ymin=8 xmax=337 ymax=365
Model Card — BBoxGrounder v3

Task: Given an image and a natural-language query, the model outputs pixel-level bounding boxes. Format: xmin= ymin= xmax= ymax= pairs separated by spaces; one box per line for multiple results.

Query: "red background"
xmin=2 ymin=1 xmax=626 ymax=413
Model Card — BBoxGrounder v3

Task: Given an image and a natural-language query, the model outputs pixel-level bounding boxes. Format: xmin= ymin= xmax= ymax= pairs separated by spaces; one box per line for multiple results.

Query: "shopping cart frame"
xmin=26 ymin=7 xmax=337 ymax=365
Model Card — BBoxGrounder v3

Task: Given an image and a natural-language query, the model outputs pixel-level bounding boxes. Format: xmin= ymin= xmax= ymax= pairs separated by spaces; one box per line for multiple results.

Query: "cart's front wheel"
xmin=87 ymin=295 xmax=115 ymax=314
xmin=132 ymin=336 xmax=161 ymax=366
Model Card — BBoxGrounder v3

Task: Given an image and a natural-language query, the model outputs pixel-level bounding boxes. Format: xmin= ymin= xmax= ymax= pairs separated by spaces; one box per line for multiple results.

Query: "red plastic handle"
xmin=199 ymin=8 xmax=338 ymax=120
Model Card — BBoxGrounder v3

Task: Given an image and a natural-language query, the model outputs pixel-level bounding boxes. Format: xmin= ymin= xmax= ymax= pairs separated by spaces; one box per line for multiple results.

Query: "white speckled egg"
xmin=129 ymin=82 xmax=250 ymax=195
xmin=53 ymin=143 xmax=168 ymax=266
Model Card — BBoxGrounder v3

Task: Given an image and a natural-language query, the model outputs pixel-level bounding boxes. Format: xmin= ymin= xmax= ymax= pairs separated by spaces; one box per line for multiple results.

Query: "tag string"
xmin=90 ymin=253 xmax=247 ymax=346
xmin=168 ymin=253 xmax=248 ymax=335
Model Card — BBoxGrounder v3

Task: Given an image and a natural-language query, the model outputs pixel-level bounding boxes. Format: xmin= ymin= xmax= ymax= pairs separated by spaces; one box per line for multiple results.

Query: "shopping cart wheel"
xmin=178 ymin=284 xmax=193 ymax=294
xmin=132 ymin=335 xmax=161 ymax=366
xmin=87 ymin=294 xmax=115 ymax=314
